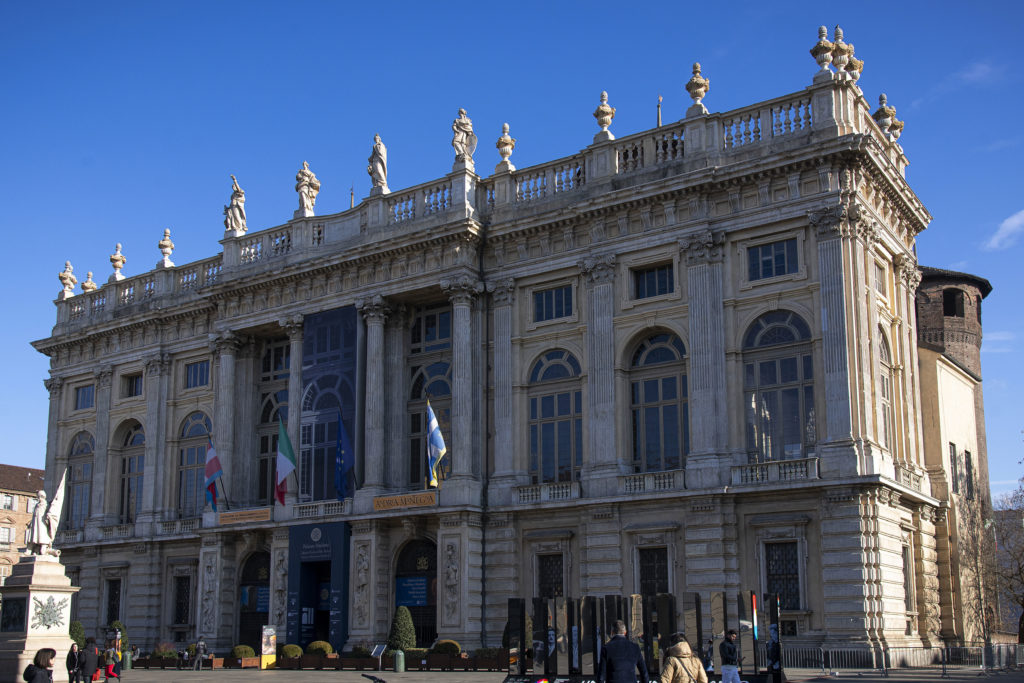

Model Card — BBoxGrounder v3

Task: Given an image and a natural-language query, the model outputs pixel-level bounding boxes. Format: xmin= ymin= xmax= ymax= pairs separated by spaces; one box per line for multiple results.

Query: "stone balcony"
xmin=731 ymin=457 xmax=820 ymax=486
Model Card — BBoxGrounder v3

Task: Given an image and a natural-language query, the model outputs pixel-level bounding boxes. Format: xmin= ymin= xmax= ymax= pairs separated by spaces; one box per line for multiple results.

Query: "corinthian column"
xmin=579 ymin=254 xmax=620 ymax=487
xmin=442 ymin=276 xmax=483 ymax=481
xmin=42 ymin=377 xmax=64 ymax=498
xmin=358 ymin=296 xmax=390 ymax=493
xmin=212 ymin=332 xmax=240 ymax=510
xmin=283 ymin=316 xmax=304 ymax=506
xmin=487 ymin=279 xmax=517 ymax=497
xmin=385 ymin=307 xmax=407 ymax=489
xmin=89 ymin=366 xmax=113 ymax=533
xmin=140 ymin=352 xmax=170 ymax=526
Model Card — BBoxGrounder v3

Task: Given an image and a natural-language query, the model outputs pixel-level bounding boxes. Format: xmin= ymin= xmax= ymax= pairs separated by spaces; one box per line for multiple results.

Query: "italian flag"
xmin=275 ymin=418 xmax=296 ymax=505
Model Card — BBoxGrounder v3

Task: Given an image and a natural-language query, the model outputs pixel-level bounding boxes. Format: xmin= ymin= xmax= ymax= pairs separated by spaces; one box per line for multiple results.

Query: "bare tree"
xmin=993 ymin=485 xmax=1024 ymax=642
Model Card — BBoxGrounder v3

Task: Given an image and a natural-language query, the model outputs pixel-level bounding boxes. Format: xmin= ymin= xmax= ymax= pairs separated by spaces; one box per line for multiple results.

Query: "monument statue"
xmin=451 ymin=108 xmax=477 ymax=163
xmin=25 ymin=472 xmax=64 ymax=557
xmin=295 ymin=161 xmax=320 ymax=215
xmin=367 ymin=134 xmax=388 ymax=190
xmin=223 ymin=174 xmax=247 ymax=233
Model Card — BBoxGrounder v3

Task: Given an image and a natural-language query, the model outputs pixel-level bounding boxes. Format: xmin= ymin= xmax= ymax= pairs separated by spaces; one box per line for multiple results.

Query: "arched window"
xmin=743 ymin=311 xmax=815 ymax=462
xmin=408 ymin=362 xmax=451 ymax=486
xmin=256 ymin=391 xmax=287 ymax=505
xmin=117 ymin=422 xmax=145 ymax=523
xmin=178 ymin=412 xmax=212 ymax=518
xmin=528 ymin=350 xmax=583 ymax=484
xmin=878 ymin=329 xmax=895 ymax=452
xmin=299 ymin=374 xmax=355 ymax=501
xmin=630 ymin=333 xmax=689 ymax=472
xmin=67 ymin=431 xmax=94 ymax=529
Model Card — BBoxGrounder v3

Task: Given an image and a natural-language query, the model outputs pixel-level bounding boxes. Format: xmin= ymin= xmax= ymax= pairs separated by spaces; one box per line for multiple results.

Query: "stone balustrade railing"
xmin=732 ymin=457 xmax=820 ymax=485
xmin=100 ymin=523 xmax=134 ymax=539
xmin=515 ymin=481 xmax=580 ymax=504
xmin=53 ymin=75 xmax=906 ymax=332
xmin=55 ymin=529 xmax=84 ymax=545
xmin=158 ymin=518 xmax=201 ymax=536
xmin=620 ymin=469 xmax=685 ymax=494
xmin=293 ymin=499 xmax=350 ymax=519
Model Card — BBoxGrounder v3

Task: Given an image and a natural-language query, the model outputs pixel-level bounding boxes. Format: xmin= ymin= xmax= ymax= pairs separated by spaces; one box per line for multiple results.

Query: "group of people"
xmin=27 ymin=638 xmax=124 ymax=682
xmin=596 ymin=622 xmax=782 ymax=683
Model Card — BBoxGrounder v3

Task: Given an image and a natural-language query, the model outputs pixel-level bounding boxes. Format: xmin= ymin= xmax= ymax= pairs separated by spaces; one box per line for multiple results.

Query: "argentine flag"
xmin=426 ymin=399 xmax=447 ymax=488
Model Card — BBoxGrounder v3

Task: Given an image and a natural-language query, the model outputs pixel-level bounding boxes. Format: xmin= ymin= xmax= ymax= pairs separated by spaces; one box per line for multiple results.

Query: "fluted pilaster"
xmin=358 ymin=296 xmax=390 ymax=490
xmin=442 ymin=277 xmax=483 ymax=480
xmin=283 ymin=316 xmax=304 ymax=505
xmin=488 ymin=279 xmax=516 ymax=482
xmin=89 ymin=366 xmax=113 ymax=531
xmin=579 ymin=254 xmax=619 ymax=483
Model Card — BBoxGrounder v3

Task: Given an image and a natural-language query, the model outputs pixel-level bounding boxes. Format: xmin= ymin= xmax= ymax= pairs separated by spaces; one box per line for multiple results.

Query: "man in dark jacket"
xmin=719 ymin=629 xmax=740 ymax=683
xmin=81 ymin=638 xmax=100 ymax=681
xmin=597 ymin=619 xmax=648 ymax=683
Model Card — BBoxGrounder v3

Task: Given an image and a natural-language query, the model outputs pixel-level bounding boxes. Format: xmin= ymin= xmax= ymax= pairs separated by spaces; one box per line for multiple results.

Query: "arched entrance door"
xmin=395 ymin=540 xmax=437 ymax=647
xmin=238 ymin=552 xmax=270 ymax=650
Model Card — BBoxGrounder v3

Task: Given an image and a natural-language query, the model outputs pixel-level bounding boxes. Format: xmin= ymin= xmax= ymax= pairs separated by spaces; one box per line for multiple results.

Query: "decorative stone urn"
xmin=592 ymin=91 xmax=616 ymax=141
xmin=81 ymin=272 xmax=98 ymax=293
xmin=831 ymin=26 xmax=852 ymax=73
xmin=157 ymin=228 xmax=175 ymax=268
xmin=56 ymin=261 xmax=76 ymax=300
xmin=109 ymin=243 xmax=126 ymax=282
xmin=810 ymin=26 xmax=834 ymax=72
xmin=685 ymin=63 xmax=711 ymax=116
xmin=495 ymin=123 xmax=516 ymax=173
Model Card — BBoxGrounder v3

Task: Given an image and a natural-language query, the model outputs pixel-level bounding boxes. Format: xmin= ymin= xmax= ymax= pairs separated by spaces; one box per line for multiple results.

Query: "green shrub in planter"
xmin=474 ymin=647 xmax=503 ymax=658
xmin=387 ymin=605 xmax=416 ymax=652
xmin=306 ymin=640 xmax=333 ymax=656
xmin=405 ymin=647 xmax=428 ymax=660
xmin=69 ymin=621 xmax=85 ymax=649
xmin=431 ymin=639 xmax=461 ymax=655
xmin=231 ymin=645 xmax=255 ymax=658
xmin=279 ymin=644 xmax=303 ymax=659
xmin=350 ymin=645 xmax=371 ymax=658
xmin=152 ymin=642 xmax=177 ymax=659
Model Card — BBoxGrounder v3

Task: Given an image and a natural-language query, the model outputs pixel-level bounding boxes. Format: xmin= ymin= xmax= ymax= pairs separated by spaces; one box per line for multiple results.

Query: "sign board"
xmin=373 ymin=491 xmax=437 ymax=511
xmin=371 ymin=644 xmax=386 ymax=658
xmin=219 ymin=507 xmax=272 ymax=525
xmin=395 ymin=576 xmax=428 ymax=606
xmin=261 ymin=626 xmax=276 ymax=656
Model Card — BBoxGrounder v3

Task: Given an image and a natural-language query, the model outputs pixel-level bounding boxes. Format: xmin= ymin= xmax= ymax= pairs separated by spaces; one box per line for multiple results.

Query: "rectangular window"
xmin=533 ymin=285 xmax=573 ymax=322
xmin=0 ymin=527 xmax=10 ymax=544
xmin=949 ymin=443 xmax=960 ymax=495
xmin=638 ymin=547 xmax=669 ymax=596
xmin=537 ymin=554 xmax=564 ymax=599
xmin=0 ymin=495 xmax=12 ymax=511
xmin=173 ymin=575 xmax=191 ymax=625
xmin=633 ymin=264 xmax=674 ymax=300
xmin=0 ymin=564 xmax=10 ymax=585
xmin=185 ymin=361 xmax=209 ymax=388
xmin=964 ymin=451 xmax=975 ymax=500
xmin=874 ymin=263 xmax=888 ymax=297
xmin=748 ymin=238 xmax=798 ymax=281
xmin=74 ymin=385 xmax=94 ymax=410
xmin=765 ymin=541 xmax=800 ymax=610
xmin=409 ymin=305 xmax=452 ymax=354
xmin=902 ymin=544 xmax=915 ymax=611
xmin=122 ymin=373 xmax=143 ymax=398
xmin=106 ymin=578 xmax=121 ymax=625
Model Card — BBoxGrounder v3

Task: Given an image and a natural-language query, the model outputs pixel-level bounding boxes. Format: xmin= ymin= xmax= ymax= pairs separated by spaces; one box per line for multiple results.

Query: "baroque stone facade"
xmin=33 ymin=27 xmax=993 ymax=653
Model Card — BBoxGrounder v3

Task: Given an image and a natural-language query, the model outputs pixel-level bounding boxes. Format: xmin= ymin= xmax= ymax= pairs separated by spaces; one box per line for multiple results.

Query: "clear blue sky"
xmin=1 ymin=2 xmax=1021 ymax=496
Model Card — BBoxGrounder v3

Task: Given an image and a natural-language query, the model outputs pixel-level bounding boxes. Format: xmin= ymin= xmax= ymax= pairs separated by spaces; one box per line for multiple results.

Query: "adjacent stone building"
xmin=0 ymin=466 xmax=45 ymax=585
xmin=33 ymin=28 xmax=995 ymax=653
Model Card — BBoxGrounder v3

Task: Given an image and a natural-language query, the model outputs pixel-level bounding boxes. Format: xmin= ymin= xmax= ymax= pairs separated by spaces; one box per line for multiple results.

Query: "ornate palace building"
xmin=34 ymin=27 xmax=995 ymax=653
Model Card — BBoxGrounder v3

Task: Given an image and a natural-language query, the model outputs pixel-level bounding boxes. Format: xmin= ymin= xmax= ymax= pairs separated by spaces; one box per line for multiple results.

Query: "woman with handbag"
xmin=658 ymin=633 xmax=708 ymax=683
xmin=66 ymin=643 xmax=83 ymax=683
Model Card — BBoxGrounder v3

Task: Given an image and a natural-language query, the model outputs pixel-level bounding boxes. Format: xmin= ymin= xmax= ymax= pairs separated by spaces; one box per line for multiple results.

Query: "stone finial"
xmin=81 ymin=272 xmax=98 ymax=293
xmin=295 ymin=161 xmax=321 ymax=218
xmin=157 ymin=228 xmax=175 ymax=268
xmin=685 ymin=62 xmax=711 ymax=116
xmin=57 ymin=261 xmax=77 ymax=299
xmin=223 ymin=174 xmax=247 ymax=235
xmin=810 ymin=26 xmax=834 ymax=73
xmin=831 ymin=26 xmax=853 ymax=73
xmin=872 ymin=94 xmax=904 ymax=141
xmin=495 ymin=123 xmax=516 ymax=173
xmin=593 ymin=91 xmax=616 ymax=142
xmin=109 ymin=243 xmax=126 ymax=282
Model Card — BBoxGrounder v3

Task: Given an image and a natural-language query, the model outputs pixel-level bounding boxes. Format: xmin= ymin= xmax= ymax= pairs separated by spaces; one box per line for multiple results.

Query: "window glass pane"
xmin=786 ymin=239 xmax=798 ymax=274
xmin=663 ymin=404 xmax=680 ymax=470
xmin=644 ymin=378 xmax=659 ymax=403
xmin=662 ymin=377 xmax=677 ymax=401
xmin=644 ymin=406 xmax=660 ymax=471
xmin=760 ymin=391 xmax=778 ymax=459
xmin=802 ymin=355 xmax=813 ymax=380
xmin=760 ymin=361 xmax=777 ymax=386
xmin=780 ymin=357 xmax=798 ymax=383
xmin=780 ymin=388 xmax=801 ymax=458
xmin=557 ymin=392 xmax=570 ymax=416
xmin=765 ymin=541 xmax=800 ymax=609
xmin=541 ymin=395 xmax=555 ymax=418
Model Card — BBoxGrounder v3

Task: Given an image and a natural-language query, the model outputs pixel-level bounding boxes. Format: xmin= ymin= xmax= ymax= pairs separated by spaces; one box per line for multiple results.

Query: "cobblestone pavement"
xmin=110 ymin=666 xmax=1024 ymax=683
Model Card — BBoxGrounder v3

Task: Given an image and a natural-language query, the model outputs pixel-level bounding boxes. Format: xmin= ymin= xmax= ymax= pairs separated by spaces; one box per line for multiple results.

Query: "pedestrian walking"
xmin=598 ymin=619 xmax=649 ymax=683
xmin=719 ymin=629 xmax=740 ymax=683
xmin=658 ymin=632 xmax=708 ymax=683
xmin=67 ymin=643 xmax=84 ymax=683
xmin=81 ymin=638 xmax=100 ymax=682
xmin=193 ymin=635 xmax=207 ymax=671
xmin=23 ymin=648 xmax=54 ymax=683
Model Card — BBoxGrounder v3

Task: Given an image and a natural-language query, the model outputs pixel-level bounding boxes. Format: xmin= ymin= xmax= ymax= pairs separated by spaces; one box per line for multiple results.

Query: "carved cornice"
xmin=441 ymin=276 xmax=484 ymax=305
xmin=487 ymin=278 xmax=516 ymax=307
xmin=679 ymin=229 xmax=725 ymax=265
xmin=578 ymin=254 xmax=616 ymax=287
xmin=356 ymin=295 xmax=390 ymax=325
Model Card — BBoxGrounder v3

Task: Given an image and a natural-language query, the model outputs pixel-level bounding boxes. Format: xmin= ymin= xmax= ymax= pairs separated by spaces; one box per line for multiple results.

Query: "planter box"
xmin=278 ymin=657 xmax=300 ymax=669
xmin=133 ymin=658 xmax=150 ymax=669
xmin=209 ymin=657 xmax=224 ymax=669
xmin=409 ymin=656 xmax=429 ymax=671
xmin=427 ymin=653 xmax=453 ymax=670
xmin=300 ymin=654 xmax=324 ymax=669
xmin=457 ymin=656 xmax=476 ymax=671
xmin=339 ymin=657 xmax=376 ymax=670
xmin=477 ymin=656 xmax=502 ymax=671
xmin=153 ymin=657 xmax=177 ymax=669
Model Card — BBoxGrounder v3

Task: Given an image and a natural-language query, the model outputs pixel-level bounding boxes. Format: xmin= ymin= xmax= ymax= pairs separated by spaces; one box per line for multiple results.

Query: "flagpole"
xmin=217 ymin=477 xmax=231 ymax=511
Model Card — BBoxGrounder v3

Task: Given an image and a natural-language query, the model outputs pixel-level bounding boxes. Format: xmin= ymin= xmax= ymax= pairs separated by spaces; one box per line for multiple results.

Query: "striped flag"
xmin=204 ymin=438 xmax=223 ymax=512
xmin=275 ymin=418 xmax=296 ymax=505
xmin=426 ymin=399 xmax=447 ymax=488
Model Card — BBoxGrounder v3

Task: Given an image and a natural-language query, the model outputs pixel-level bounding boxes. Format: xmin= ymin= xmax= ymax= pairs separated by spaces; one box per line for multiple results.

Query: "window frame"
xmin=184 ymin=360 xmax=210 ymax=390
xmin=737 ymin=231 xmax=808 ymax=291
xmin=631 ymin=262 xmax=675 ymax=300
xmin=121 ymin=372 xmax=144 ymax=399
xmin=527 ymin=281 xmax=577 ymax=330
xmin=878 ymin=328 xmax=896 ymax=453
xmin=527 ymin=349 xmax=584 ymax=485
xmin=753 ymin=515 xmax=810 ymax=620
xmin=629 ymin=333 xmax=689 ymax=473
xmin=74 ymin=384 xmax=95 ymax=411
xmin=177 ymin=412 xmax=212 ymax=519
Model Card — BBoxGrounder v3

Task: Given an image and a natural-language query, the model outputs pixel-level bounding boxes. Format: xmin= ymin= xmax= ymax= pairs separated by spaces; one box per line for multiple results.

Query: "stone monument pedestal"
xmin=0 ymin=555 xmax=80 ymax=683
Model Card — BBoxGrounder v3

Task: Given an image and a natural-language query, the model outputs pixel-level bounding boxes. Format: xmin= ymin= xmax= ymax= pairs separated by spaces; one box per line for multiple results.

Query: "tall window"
xmin=943 ymin=288 xmax=965 ymax=317
xmin=173 ymin=575 xmax=191 ymax=626
xmin=949 ymin=442 xmax=960 ymax=494
xmin=630 ymin=333 xmax=689 ymax=473
xmin=118 ymin=423 xmax=145 ymax=524
xmin=0 ymin=527 xmax=10 ymax=545
xmin=537 ymin=554 xmax=564 ymax=598
xmin=748 ymin=238 xmax=798 ymax=281
xmin=528 ymin=350 xmax=583 ymax=484
xmin=257 ymin=391 xmax=287 ymax=504
xmin=261 ymin=338 xmax=291 ymax=381
xmin=632 ymin=264 xmax=674 ymax=299
xmin=106 ymin=578 xmax=122 ymax=625
xmin=638 ymin=547 xmax=669 ymax=595
xmin=67 ymin=431 xmax=94 ymax=529
xmin=765 ymin=541 xmax=800 ymax=610
xmin=964 ymin=451 xmax=975 ymax=500
xmin=408 ymin=305 xmax=453 ymax=487
xmin=177 ymin=412 xmax=212 ymax=518
xmin=878 ymin=330 xmax=895 ymax=452
xmin=301 ymin=373 xmax=355 ymax=501
xmin=743 ymin=311 xmax=815 ymax=462
xmin=902 ymin=543 xmax=915 ymax=611
xmin=185 ymin=360 xmax=209 ymax=388
xmin=74 ymin=385 xmax=94 ymax=410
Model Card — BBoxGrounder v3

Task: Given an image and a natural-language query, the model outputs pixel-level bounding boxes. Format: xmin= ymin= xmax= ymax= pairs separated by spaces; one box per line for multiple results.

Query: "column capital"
xmin=93 ymin=365 xmax=113 ymax=388
xmin=441 ymin=276 xmax=484 ymax=305
xmin=280 ymin=315 xmax=304 ymax=340
xmin=578 ymin=254 xmax=616 ymax=286
xmin=895 ymin=254 xmax=922 ymax=290
xmin=357 ymin=295 xmax=391 ymax=324
xmin=43 ymin=376 xmax=64 ymax=397
xmin=144 ymin=352 xmax=172 ymax=377
xmin=679 ymin=229 xmax=725 ymax=265
xmin=808 ymin=202 xmax=858 ymax=239
xmin=210 ymin=331 xmax=242 ymax=355
xmin=487 ymin=278 xmax=516 ymax=306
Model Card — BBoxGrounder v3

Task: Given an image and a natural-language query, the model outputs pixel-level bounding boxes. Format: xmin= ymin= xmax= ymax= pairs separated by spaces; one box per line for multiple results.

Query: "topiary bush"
xmin=69 ymin=621 xmax=85 ymax=649
xmin=231 ymin=645 xmax=255 ymax=658
xmin=430 ymin=639 xmax=461 ymax=655
xmin=305 ymin=640 xmax=333 ymax=656
xmin=350 ymin=645 xmax=371 ymax=657
xmin=387 ymin=605 xmax=416 ymax=651
xmin=405 ymin=647 xmax=428 ymax=661
xmin=279 ymin=643 xmax=303 ymax=659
